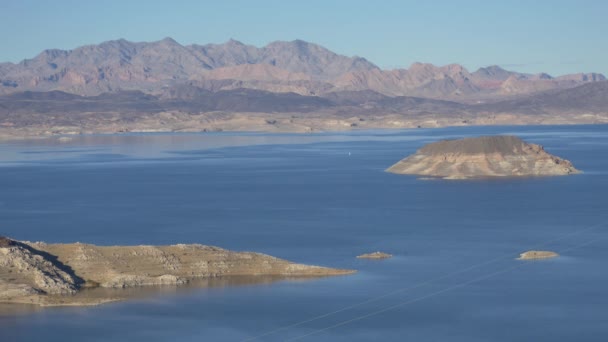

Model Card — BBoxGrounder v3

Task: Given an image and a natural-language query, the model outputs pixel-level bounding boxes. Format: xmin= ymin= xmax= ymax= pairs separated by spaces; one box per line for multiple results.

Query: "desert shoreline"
xmin=1 ymin=116 xmax=608 ymax=143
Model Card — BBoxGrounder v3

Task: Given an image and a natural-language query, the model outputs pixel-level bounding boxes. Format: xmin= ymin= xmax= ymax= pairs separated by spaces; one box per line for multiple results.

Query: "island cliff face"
xmin=0 ymin=237 xmax=354 ymax=306
xmin=386 ymin=135 xmax=580 ymax=179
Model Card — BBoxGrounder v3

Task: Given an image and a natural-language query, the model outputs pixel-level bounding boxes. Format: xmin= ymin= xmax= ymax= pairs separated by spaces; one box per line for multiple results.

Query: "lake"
xmin=1 ymin=125 xmax=607 ymax=341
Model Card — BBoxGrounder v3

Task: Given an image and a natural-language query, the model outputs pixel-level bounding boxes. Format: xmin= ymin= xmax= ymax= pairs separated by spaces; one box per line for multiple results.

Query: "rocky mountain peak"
xmin=158 ymin=37 xmax=179 ymax=45
xmin=225 ymin=38 xmax=245 ymax=46
xmin=0 ymin=38 xmax=604 ymax=99
xmin=472 ymin=65 xmax=512 ymax=79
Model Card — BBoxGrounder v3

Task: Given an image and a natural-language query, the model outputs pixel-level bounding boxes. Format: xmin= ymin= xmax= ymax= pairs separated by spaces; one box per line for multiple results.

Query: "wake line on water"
xmin=240 ymin=219 xmax=608 ymax=341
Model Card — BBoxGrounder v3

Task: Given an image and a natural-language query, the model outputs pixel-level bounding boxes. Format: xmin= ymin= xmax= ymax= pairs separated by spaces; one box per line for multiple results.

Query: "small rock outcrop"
xmin=0 ymin=237 xmax=354 ymax=306
xmin=518 ymin=250 xmax=559 ymax=260
xmin=356 ymin=252 xmax=392 ymax=259
xmin=387 ymin=135 xmax=580 ymax=179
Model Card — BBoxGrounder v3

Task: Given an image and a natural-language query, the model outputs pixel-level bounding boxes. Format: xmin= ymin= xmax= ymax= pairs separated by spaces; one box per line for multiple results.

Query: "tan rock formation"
xmin=386 ymin=135 xmax=580 ymax=179
xmin=518 ymin=250 xmax=559 ymax=260
xmin=356 ymin=252 xmax=392 ymax=259
xmin=0 ymin=237 xmax=354 ymax=306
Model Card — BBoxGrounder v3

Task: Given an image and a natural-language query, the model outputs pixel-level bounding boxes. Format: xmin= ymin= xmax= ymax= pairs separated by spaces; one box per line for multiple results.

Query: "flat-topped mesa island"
xmin=0 ymin=237 xmax=354 ymax=307
xmin=386 ymin=135 xmax=580 ymax=179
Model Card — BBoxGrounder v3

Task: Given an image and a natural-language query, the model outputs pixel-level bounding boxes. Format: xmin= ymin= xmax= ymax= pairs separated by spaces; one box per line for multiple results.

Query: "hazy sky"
xmin=1 ymin=0 xmax=606 ymax=76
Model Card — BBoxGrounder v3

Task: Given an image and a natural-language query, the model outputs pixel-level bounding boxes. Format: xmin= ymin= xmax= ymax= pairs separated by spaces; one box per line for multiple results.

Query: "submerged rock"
xmin=518 ymin=250 xmax=559 ymax=260
xmin=356 ymin=252 xmax=392 ymax=259
xmin=387 ymin=135 xmax=580 ymax=179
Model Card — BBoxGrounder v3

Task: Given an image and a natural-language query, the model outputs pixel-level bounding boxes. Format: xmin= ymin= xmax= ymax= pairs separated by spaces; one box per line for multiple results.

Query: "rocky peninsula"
xmin=0 ymin=237 xmax=354 ymax=307
xmin=386 ymin=135 xmax=580 ymax=179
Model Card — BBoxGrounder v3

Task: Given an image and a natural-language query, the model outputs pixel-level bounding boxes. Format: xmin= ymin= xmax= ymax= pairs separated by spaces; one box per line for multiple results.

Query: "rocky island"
xmin=0 ymin=237 xmax=354 ymax=307
xmin=356 ymin=252 xmax=393 ymax=260
xmin=518 ymin=250 xmax=559 ymax=260
xmin=386 ymin=135 xmax=580 ymax=179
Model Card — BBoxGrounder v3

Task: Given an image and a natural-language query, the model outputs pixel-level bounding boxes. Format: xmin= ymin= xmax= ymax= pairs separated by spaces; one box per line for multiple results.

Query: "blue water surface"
xmin=1 ymin=125 xmax=607 ymax=341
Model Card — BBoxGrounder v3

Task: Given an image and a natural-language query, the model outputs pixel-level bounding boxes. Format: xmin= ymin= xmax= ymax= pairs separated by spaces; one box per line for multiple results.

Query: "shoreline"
xmin=1 ymin=118 xmax=608 ymax=143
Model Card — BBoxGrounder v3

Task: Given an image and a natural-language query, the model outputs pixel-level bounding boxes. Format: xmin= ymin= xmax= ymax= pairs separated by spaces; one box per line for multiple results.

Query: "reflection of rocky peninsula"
xmin=387 ymin=135 xmax=580 ymax=179
xmin=518 ymin=250 xmax=559 ymax=260
xmin=0 ymin=237 xmax=354 ymax=306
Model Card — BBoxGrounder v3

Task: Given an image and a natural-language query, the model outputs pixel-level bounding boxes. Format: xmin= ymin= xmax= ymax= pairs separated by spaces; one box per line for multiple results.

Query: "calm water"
xmin=1 ymin=125 xmax=607 ymax=341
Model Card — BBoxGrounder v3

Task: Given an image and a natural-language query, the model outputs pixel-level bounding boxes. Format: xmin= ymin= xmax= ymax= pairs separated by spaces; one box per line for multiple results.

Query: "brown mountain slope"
xmin=188 ymin=39 xmax=378 ymax=79
xmin=1 ymin=81 xmax=606 ymax=137
xmin=0 ymin=88 xmax=335 ymax=121
xmin=475 ymin=81 xmax=608 ymax=114
xmin=331 ymin=63 xmax=604 ymax=101
xmin=200 ymin=64 xmax=312 ymax=82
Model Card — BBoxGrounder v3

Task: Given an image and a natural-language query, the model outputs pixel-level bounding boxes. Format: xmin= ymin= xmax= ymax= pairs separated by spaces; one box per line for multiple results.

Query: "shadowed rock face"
xmin=0 ymin=237 xmax=354 ymax=306
xmin=0 ymin=239 xmax=80 ymax=301
xmin=0 ymin=237 xmax=15 ymax=247
xmin=387 ymin=135 xmax=580 ymax=179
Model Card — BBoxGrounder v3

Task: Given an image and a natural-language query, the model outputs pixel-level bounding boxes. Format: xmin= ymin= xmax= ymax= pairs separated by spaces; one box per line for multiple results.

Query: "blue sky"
xmin=1 ymin=0 xmax=606 ymax=76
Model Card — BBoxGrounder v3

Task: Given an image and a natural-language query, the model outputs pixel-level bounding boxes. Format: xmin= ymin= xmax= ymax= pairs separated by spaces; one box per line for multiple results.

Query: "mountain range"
xmin=0 ymin=38 xmax=607 ymax=139
xmin=0 ymin=38 xmax=604 ymax=101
